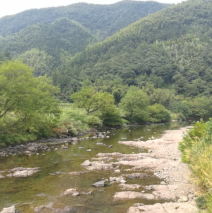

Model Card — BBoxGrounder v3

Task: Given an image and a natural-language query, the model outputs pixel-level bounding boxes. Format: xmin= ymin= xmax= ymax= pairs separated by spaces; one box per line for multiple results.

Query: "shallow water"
xmin=0 ymin=122 xmax=188 ymax=213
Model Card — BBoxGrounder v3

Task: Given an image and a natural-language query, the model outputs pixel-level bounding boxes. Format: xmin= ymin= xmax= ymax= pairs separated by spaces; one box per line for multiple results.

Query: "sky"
xmin=0 ymin=0 xmax=186 ymax=19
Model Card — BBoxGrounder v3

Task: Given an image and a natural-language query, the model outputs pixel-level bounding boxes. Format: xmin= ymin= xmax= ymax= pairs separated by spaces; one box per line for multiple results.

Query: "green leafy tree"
xmin=71 ymin=86 xmax=115 ymax=114
xmin=101 ymin=109 xmax=125 ymax=126
xmin=149 ymin=88 xmax=175 ymax=108
xmin=185 ymin=96 xmax=212 ymax=119
xmin=119 ymin=86 xmax=149 ymax=123
xmin=148 ymin=104 xmax=171 ymax=123
xmin=169 ymin=100 xmax=191 ymax=119
xmin=0 ymin=60 xmax=60 ymax=141
xmin=19 ymin=48 xmax=54 ymax=76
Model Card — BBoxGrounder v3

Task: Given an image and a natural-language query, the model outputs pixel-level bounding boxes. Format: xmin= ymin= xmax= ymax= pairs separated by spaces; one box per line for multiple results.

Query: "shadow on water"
xmin=0 ymin=122 xmax=189 ymax=213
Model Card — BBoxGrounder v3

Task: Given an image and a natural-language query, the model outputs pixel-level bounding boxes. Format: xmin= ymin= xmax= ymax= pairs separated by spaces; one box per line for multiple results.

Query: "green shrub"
xmin=86 ymin=115 xmax=102 ymax=127
xmin=101 ymin=110 xmax=126 ymax=126
xmin=0 ymin=132 xmax=37 ymax=148
xmin=148 ymin=104 xmax=171 ymax=123
xmin=179 ymin=119 xmax=212 ymax=212
xmin=196 ymin=196 xmax=207 ymax=209
xmin=179 ymin=119 xmax=207 ymax=163
xmin=58 ymin=118 xmax=88 ymax=136
xmin=169 ymin=101 xmax=191 ymax=120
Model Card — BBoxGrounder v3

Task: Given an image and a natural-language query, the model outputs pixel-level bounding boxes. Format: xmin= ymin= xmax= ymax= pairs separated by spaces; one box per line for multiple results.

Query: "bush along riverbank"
xmin=179 ymin=119 xmax=212 ymax=212
xmin=2 ymin=60 xmax=207 ymax=150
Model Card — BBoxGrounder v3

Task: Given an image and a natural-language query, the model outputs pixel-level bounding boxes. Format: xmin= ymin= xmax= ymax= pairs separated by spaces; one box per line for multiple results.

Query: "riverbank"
xmin=0 ymin=130 xmax=112 ymax=157
xmin=80 ymin=126 xmax=198 ymax=212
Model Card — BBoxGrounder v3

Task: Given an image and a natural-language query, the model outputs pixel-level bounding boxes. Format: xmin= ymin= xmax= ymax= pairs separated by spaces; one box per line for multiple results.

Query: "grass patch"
xmin=179 ymin=119 xmax=212 ymax=212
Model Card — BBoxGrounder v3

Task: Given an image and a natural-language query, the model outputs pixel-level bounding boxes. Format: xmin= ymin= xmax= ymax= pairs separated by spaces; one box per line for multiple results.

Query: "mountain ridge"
xmin=52 ymin=0 xmax=212 ymax=99
xmin=0 ymin=1 xmax=170 ymax=40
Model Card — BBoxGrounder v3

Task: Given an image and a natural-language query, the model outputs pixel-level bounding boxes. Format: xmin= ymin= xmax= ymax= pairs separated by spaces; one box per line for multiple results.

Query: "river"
xmin=0 ymin=122 xmax=188 ymax=213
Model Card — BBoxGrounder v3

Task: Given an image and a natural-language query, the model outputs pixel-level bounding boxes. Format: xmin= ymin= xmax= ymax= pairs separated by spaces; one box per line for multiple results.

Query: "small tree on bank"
xmin=119 ymin=86 xmax=149 ymax=123
xmin=71 ymin=86 xmax=115 ymax=114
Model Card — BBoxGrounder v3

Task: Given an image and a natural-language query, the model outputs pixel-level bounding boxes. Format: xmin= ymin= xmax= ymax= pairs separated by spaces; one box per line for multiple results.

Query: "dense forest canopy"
xmin=1 ymin=0 xmax=212 ymax=118
xmin=0 ymin=1 xmax=170 ymax=74
xmin=0 ymin=18 xmax=96 ymax=67
xmin=0 ymin=1 xmax=170 ymax=40
xmin=50 ymin=0 xmax=212 ymax=100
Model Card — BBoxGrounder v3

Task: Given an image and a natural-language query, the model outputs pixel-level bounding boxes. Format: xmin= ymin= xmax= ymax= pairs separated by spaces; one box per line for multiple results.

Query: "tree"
xmin=0 ymin=60 xmax=60 ymax=136
xmin=149 ymin=88 xmax=175 ymax=108
xmin=148 ymin=104 xmax=171 ymax=123
xmin=185 ymin=96 xmax=212 ymax=119
xmin=71 ymin=86 xmax=115 ymax=114
xmin=119 ymin=86 xmax=149 ymax=123
xmin=19 ymin=48 xmax=54 ymax=77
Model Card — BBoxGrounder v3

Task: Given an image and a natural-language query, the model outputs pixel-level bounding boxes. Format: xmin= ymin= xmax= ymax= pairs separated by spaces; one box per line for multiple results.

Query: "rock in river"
xmin=62 ymin=188 xmax=78 ymax=196
xmin=12 ymin=167 xmax=40 ymax=177
xmin=92 ymin=181 xmax=105 ymax=188
xmin=81 ymin=160 xmax=91 ymax=167
xmin=0 ymin=205 xmax=16 ymax=213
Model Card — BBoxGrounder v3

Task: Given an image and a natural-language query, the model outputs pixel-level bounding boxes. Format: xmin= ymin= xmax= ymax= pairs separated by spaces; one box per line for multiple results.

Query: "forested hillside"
xmin=52 ymin=0 xmax=212 ymax=99
xmin=0 ymin=18 xmax=96 ymax=68
xmin=0 ymin=1 xmax=169 ymax=40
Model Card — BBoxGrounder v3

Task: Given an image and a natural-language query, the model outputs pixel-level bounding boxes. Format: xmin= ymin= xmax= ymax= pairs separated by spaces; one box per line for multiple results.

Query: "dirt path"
xmin=82 ymin=126 xmax=199 ymax=213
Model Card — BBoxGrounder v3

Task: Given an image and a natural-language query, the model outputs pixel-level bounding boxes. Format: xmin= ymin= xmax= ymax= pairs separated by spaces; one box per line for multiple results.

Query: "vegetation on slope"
xmin=52 ymin=0 xmax=212 ymax=100
xmin=0 ymin=1 xmax=170 ymax=40
xmin=0 ymin=18 xmax=96 ymax=68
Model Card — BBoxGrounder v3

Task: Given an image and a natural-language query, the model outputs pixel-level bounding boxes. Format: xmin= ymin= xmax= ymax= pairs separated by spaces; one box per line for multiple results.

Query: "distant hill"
xmin=53 ymin=0 xmax=212 ymax=99
xmin=0 ymin=18 xmax=96 ymax=66
xmin=0 ymin=1 xmax=170 ymax=40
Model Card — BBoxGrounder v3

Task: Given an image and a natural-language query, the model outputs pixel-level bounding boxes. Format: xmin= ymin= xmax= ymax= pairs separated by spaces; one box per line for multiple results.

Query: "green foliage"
xmin=18 ymin=48 xmax=54 ymax=76
xmin=86 ymin=115 xmax=102 ymax=127
xmin=101 ymin=109 xmax=126 ymax=126
xmin=169 ymin=101 xmax=191 ymax=119
xmin=58 ymin=107 xmax=89 ymax=136
xmin=196 ymin=196 xmax=207 ymax=209
xmin=0 ymin=18 xmax=96 ymax=68
xmin=49 ymin=0 xmax=212 ymax=101
xmin=71 ymin=86 xmax=115 ymax=114
xmin=57 ymin=105 xmax=103 ymax=136
xmin=179 ymin=119 xmax=212 ymax=212
xmin=119 ymin=86 xmax=149 ymax=123
xmin=148 ymin=88 xmax=175 ymax=108
xmin=0 ymin=50 xmax=11 ymax=63
xmin=179 ymin=119 xmax=207 ymax=163
xmin=185 ymin=97 xmax=212 ymax=119
xmin=148 ymin=104 xmax=171 ymax=123
xmin=0 ymin=60 xmax=60 ymax=146
xmin=0 ymin=132 xmax=37 ymax=148
xmin=0 ymin=1 xmax=169 ymax=40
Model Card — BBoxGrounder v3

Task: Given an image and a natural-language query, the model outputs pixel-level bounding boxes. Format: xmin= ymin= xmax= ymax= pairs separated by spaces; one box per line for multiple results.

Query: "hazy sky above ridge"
xmin=0 ymin=0 xmax=187 ymax=18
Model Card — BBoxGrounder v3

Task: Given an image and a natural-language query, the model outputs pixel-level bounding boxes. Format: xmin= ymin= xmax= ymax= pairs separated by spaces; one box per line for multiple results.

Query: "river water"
xmin=0 ymin=122 xmax=187 ymax=213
